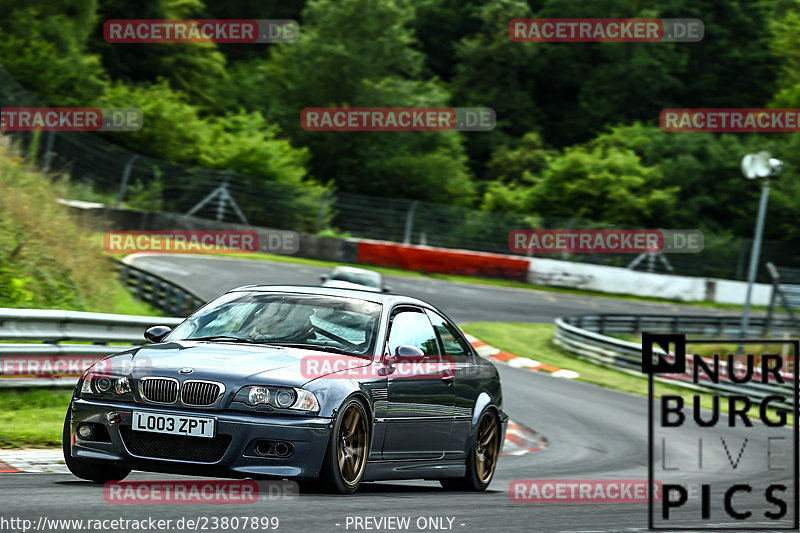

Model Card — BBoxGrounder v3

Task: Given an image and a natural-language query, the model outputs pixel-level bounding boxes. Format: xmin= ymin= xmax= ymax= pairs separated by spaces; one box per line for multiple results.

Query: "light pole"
xmin=739 ymin=151 xmax=783 ymax=338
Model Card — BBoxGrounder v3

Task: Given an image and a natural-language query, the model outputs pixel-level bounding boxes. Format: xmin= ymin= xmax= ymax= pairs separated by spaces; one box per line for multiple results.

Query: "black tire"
xmin=62 ymin=407 xmax=130 ymax=483
xmin=440 ymin=409 xmax=500 ymax=492
xmin=313 ymin=398 xmax=370 ymax=494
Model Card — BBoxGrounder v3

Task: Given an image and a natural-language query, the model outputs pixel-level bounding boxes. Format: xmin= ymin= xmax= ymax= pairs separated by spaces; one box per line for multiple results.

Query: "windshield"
xmin=330 ymin=269 xmax=381 ymax=288
xmin=168 ymin=292 xmax=382 ymax=356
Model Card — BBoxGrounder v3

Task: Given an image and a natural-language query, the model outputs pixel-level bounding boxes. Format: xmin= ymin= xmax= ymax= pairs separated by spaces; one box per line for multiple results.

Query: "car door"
xmin=380 ymin=307 xmax=455 ymax=460
xmin=426 ymin=309 xmax=477 ymax=460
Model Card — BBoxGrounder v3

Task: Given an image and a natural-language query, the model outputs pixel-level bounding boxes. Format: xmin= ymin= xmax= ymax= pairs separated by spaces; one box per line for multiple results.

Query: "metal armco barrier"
xmin=0 ymin=309 xmax=183 ymax=387
xmin=554 ymin=314 xmax=800 ymax=409
xmin=117 ymin=260 xmax=204 ymax=316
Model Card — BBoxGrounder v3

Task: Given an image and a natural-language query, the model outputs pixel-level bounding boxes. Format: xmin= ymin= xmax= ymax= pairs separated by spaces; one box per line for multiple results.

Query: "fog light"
xmin=106 ymin=412 xmax=121 ymax=424
xmin=77 ymin=423 xmax=94 ymax=440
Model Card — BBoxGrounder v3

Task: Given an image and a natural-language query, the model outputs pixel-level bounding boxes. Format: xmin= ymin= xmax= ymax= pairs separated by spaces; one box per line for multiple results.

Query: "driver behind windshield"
xmin=247 ymin=303 xmax=315 ymax=343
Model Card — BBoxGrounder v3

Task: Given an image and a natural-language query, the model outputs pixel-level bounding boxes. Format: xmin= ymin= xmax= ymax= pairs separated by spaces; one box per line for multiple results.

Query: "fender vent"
xmin=370 ymin=388 xmax=388 ymax=401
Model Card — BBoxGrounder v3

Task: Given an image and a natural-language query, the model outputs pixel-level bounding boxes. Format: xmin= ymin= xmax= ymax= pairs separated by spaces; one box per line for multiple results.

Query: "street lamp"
xmin=739 ymin=151 xmax=783 ymax=338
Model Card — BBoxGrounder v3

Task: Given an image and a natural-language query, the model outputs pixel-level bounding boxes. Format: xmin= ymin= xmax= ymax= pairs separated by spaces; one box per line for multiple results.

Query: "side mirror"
xmin=144 ymin=325 xmax=172 ymax=343
xmin=382 ymin=286 xmax=391 ymax=293
xmin=320 ymin=275 xmax=328 ymax=283
xmin=393 ymin=344 xmax=426 ymax=362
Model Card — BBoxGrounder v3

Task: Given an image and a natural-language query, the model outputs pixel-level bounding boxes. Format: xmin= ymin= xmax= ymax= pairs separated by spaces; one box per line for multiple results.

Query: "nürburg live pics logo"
xmin=644 ymin=332 xmax=799 ymax=530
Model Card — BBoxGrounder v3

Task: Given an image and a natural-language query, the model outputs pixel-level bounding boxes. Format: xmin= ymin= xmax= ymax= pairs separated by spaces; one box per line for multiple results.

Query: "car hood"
xmin=115 ymin=341 xmax=372 ymax=388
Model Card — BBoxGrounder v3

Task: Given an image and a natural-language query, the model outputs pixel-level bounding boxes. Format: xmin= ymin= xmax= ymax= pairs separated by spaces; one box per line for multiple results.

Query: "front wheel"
xmin=311 ymin=398 xmax=369 ymax=494
xmin=440 ymin=409 xmax=500 ymax=492
xmin=62 ymin=407 xmax=130 ymax=483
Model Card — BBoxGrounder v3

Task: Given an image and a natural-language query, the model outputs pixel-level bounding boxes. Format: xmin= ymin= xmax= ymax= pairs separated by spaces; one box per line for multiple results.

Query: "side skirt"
xmin=363 ymin=459 xmax=466 ymax=481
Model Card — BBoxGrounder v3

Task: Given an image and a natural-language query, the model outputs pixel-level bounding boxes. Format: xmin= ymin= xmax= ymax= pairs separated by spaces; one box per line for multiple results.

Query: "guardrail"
xmin=116 ymin=260 xmax=204 ymax=316
xmin=0 ymin=309 xmax=183 ymax=387
xmin=554 ymin=314 xmax=799 ymax=409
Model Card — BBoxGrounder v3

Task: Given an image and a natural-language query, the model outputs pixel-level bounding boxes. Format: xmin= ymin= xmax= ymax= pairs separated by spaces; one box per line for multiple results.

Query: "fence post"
xmin=42 ymin=131 xmax=55 ymax=171
xmin=316 ymin=190 xmax=329 ymax=233
xmin=116 ymin=154 xmax=139 ymax=207
xmin=403 ymin=201 xmax=419 ymax=245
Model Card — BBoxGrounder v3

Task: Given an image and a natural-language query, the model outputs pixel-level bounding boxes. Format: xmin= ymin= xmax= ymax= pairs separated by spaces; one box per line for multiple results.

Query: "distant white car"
xmin=320 ymin=266 xmax=389 ymax=293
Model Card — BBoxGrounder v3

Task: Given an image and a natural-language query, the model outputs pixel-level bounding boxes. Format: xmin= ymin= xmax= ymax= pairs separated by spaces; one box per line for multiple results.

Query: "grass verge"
xmin=460 ymin=322 xmax=789 ymax=423
xmin=0 ymin=389 xmax=72 ymax=448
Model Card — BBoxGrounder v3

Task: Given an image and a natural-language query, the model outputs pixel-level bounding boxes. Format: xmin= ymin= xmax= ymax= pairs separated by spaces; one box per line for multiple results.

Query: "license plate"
xmin=131 ymin=411 xmax=215 ymax=438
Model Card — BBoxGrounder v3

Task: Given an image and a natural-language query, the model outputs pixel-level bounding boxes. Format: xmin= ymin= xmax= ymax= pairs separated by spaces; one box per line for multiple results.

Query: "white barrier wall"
xmin=710 ymin=278 xmax=772 ymax=306
xmin=527 ymin=257 xmax=771 ymax=305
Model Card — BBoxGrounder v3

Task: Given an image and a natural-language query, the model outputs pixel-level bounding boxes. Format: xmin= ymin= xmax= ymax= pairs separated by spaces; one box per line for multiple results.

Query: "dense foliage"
xmin=1 ymin=0 xmax=798 ymax=242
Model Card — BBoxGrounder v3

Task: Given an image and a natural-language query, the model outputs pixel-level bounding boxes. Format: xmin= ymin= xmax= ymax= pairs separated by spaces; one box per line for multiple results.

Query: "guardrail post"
xmin=135 ymin=271 xmax=144 ymax=300
xmin=151 ymin=279 xmax=161 ymax=307
xmin=598 ymin=315 xmax=605 ymax=334
xmin=163 ymin=285 xmax=174 ymax=315
xmin=175 ymin=292 xmax=185 ymax=317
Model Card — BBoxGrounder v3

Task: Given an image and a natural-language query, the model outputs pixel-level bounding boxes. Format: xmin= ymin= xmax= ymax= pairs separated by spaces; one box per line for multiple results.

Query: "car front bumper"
xmin=69 ymin=398 xmax=333 ymax=480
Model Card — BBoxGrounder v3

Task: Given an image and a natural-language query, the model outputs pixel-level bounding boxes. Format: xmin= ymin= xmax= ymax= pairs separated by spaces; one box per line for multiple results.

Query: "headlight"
xmin=80 ymin=371 xmax=132 ymax=397
xmin=235 ymin=386 xmax=318 ymax=412
xmin=248 ymin=387 xmax=270 ymax=405
xmin=274 ymin=389 xmax=296 ymax=408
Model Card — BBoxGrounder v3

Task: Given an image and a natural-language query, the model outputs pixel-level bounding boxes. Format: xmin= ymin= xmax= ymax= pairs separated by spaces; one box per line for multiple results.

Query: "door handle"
xmin=441 ymin=373 xmax=455 ymax=385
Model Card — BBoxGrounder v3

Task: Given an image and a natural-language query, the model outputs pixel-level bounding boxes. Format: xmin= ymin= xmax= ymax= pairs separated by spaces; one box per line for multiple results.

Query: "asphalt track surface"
xmin=2 ymin=255 xmax=789 ymax=532
xmin=122 ymin=254 xmax=738 ymax=323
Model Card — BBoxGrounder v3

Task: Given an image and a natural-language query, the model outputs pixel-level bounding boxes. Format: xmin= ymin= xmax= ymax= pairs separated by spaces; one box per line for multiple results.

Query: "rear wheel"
xmin=310 ymin=398 xmax=369 ymax=494
xmin=62 ymin=407 xmax=130 ymax=483
xmin=440 ymin=409 xmax=500 ymax=492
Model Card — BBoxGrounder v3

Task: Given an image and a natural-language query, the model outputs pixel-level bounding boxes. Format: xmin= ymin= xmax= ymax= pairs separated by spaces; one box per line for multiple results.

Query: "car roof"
xmin=331 ymin=266 xmax=379 ymax=274
xmin=227 ymin=284 xmax=431 ymax=308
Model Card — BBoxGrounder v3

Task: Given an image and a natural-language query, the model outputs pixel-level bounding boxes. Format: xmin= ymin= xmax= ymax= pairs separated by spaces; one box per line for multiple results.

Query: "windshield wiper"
xmin=187 ymin=335 xmax=260 ymax=344
xmin=264 ymin=343 xmax=366 ymax=357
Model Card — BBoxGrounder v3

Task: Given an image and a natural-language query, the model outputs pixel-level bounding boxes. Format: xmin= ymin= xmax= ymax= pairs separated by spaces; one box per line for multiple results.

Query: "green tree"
xmin=0 ymin=1 xmax=108 ymax=105
xmin=89 ymin=0 xmax=228 ymax=110
xmin=243 ymin=0 xmax=476 ymax=203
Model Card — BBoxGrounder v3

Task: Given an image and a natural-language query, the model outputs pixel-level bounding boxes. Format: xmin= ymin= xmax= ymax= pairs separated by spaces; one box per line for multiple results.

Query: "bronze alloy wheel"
xmin=337 ymin=403 xmax=367 ymax=486
xmin=474 ymin=411 xmax=500 ymax=484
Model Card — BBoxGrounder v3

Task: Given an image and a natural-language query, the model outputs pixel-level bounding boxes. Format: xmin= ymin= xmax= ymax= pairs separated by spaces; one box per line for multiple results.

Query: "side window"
xmin=426 ymin=311 xmax=472 ymax=363
xmin=386 ymin=310 xmax=440 ymax=357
